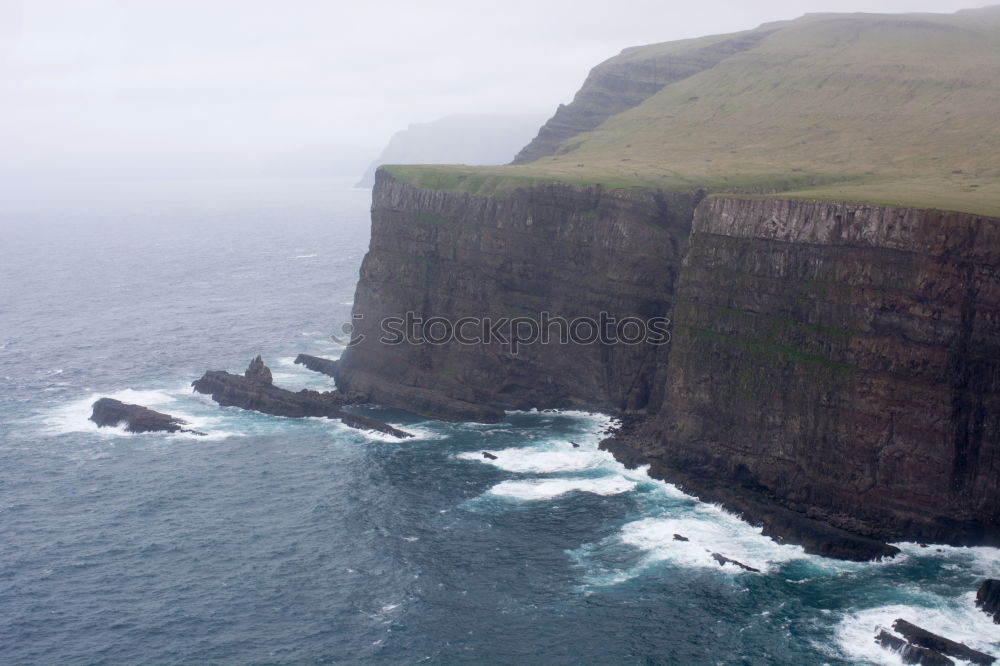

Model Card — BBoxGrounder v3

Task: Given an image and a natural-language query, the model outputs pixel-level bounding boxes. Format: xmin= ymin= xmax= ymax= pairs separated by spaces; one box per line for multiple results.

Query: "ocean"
xmin=1 ymin=177 xmax=997 ymax=664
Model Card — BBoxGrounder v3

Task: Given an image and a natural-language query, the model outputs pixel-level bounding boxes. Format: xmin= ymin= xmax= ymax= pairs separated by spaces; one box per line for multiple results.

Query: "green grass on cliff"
xmin=385 ymin=7 xmax=1000 ymax=217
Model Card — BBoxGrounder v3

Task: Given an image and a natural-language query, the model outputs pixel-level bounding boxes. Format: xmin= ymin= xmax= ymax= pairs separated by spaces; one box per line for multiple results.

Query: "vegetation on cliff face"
xmin=386 ymin=7 xmax=1000 ymax=217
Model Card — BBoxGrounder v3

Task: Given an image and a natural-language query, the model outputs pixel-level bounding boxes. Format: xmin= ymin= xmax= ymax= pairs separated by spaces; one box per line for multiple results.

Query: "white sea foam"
xmin=457 ymin=444 xmax=613 ymax=474
xmin=506 ymin=409 xmax=618 ymax=435
xmin=487 ymin=476 xmax=636 ymax=501
xmin=893 ymin=542 xmax=1000 ymax=579
xmin=41 ymin=387 xmax=237 ymax=440
xmin=834 ymin=597 xmax=1000 ymax=665
xmin=614 ymin=464 xmax=699 ymax=498
xmin=327 ymin=418 xmax=438 ymax=443
xmin=618 ymin=514 xmax=806 ymax=574
xmin=268 ymin=356 xmax=338 ymax=391
xmin=453 ymin=409 xmax=620 ymax=474
xmin=292 ymin=253 xmax=318 ymax=259
xmin=397 ymin=425 xmax=447 ymax=441
xmin=45 ymin=388 xmax=178 ymax=434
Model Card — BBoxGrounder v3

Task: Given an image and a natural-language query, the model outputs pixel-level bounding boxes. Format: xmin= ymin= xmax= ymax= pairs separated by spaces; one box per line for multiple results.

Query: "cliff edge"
xmin=335 ymin=8 xmax=1000 ymax=558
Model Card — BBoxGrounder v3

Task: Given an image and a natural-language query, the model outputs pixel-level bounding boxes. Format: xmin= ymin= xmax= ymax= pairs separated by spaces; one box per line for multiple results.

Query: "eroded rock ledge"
xmin=294 ymin=353 xmax=338 ymax=378
xmin=875 ymin=618 xmax=996 ymax=665
xmin=193 ymin=356 xmax=412 ymax=439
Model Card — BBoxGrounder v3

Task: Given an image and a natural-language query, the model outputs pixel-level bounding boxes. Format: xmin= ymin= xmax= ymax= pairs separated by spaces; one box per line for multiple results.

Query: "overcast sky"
xmin=0 ymin=0 xmax=986 ymax=181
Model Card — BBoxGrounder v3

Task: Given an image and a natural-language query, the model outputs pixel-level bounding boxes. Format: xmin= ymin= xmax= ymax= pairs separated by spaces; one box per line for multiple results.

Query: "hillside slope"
xmin=511 ymin=24 xmax=780 ymax=164
xmin=403 ymin=7 xmax=1000 ymax=216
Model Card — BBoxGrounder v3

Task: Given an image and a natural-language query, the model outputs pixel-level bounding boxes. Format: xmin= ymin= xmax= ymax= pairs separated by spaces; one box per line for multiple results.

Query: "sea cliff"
xmin=609 ymin=196 xmax=1000 ymax=554
xmin=336 ymin=172 xmax=1000 ymax=558
xmin=335 ymin=171 xmax=698 ymax=421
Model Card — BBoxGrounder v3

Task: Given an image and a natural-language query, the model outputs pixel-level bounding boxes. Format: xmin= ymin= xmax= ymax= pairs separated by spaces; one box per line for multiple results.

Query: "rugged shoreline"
xmin=333 ymin=171 xmax=1000 ymax=560
xmin=598 ymin=419 xmax=900 ymax=561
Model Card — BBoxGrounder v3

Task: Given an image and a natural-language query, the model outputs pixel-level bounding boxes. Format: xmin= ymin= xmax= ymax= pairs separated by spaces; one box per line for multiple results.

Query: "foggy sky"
xmin=0 ymin=0 xmax=987 ymax=181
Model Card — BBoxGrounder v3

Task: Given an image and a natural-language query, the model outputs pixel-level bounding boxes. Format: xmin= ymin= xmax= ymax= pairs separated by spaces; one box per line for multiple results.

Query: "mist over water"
xmin=1 ymin=178 xmax=998 ymax=664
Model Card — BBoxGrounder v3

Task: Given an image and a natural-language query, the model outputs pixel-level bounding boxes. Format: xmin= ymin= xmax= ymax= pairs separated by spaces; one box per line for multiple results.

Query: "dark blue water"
xmin=1 ymin=178 xmax=998 ymax=665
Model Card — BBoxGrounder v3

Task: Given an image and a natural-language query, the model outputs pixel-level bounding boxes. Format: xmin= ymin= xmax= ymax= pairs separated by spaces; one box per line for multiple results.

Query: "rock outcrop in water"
xmin=294 ymin=354 xmax=339 ymax=378
xmin=978 ymin=580 xmax=1000 ymax=623
xmin=887 ymin=619 xmax=995 ymax=665
xmin=710 ymin=553 xmax=760 ymax=573
xmin=875 ymin=630 xmax=955 ymax=666
xmin=193 ymin=357 xmax=412 ymax=439
xmin=335 ymin=171 xmax=1000 ymax=559
xmin=90 ymin=398 xmax=205 ymax=436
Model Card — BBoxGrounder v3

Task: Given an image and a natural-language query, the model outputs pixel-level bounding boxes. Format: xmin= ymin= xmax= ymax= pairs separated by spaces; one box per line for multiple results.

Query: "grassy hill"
xmin=387 ymin=7 xmax=1000 ymax=217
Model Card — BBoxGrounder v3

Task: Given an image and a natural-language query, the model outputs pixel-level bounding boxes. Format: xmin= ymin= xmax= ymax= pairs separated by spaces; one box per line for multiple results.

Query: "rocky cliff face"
xmin=337 ymin=174 xmax=1000 ymax=555
xmin=335 ymin=171 xmax=699 ymax=421
xmin=610 ymin=197 xmax=1000 ymax=547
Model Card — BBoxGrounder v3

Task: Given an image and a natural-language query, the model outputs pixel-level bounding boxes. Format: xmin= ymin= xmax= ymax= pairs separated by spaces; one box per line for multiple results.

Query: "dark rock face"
xmin=601 ymin=436 xmax=901 ymax=561
xmin=892 ymin=619 xmax=995 ymax=665
xmin=193 ymin=358 xmax=412 ymax=439
xmin=335 ymin=172 xmax=699 ymax=422
xmin=876 ymin=630 xmax=955 ymax=666
xmin=482 ymin=451 xmax=498 ymax=460
xmin=615 ymin=198 xmax=1000 ymax=550
xmin=294 ymin=354 xmax=339 ymax=378
xmin=339 ymin=173 xmax=1000 ymax=558
xmin=90 ymin=398 xmax=205 ymax=436
xmin=244 ymin=355 xmax=272 ymax=384
xmin=978 ymin=579 xmax=1000 ymax=623
xmin=512 ymin=27 xmax=776 ymax=164
xmin=673 ymin=534 xmax=689 ymax=542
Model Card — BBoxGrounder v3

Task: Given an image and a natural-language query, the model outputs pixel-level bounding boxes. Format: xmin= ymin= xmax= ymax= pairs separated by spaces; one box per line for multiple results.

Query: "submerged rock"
xmin=193 ymin=357 xmax=412 ymax=439
xmin=875 ymin=630 xmax=954 ymax=666
xmin=673 ymin=534 xmax=689 ymax=542
xmin=294 ymin=354 xmax=339 ymax=378
xmin=710 ymin=553 xmax=760 ymax=573
xmin=90 ymin=398 xmax=205 ymax=436
xmin=891 ymin=619 xmax=995 ymax=665
xmin=978 ymin=579 xmax=1000 ymax=624
xmin=482 ymin=451 xmax=498 ymax=460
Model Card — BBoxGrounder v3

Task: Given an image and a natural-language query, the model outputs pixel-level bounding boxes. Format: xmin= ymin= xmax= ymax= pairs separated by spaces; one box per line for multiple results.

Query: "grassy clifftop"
xmin=386 ymin=7 xmax=1000 ymax=217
